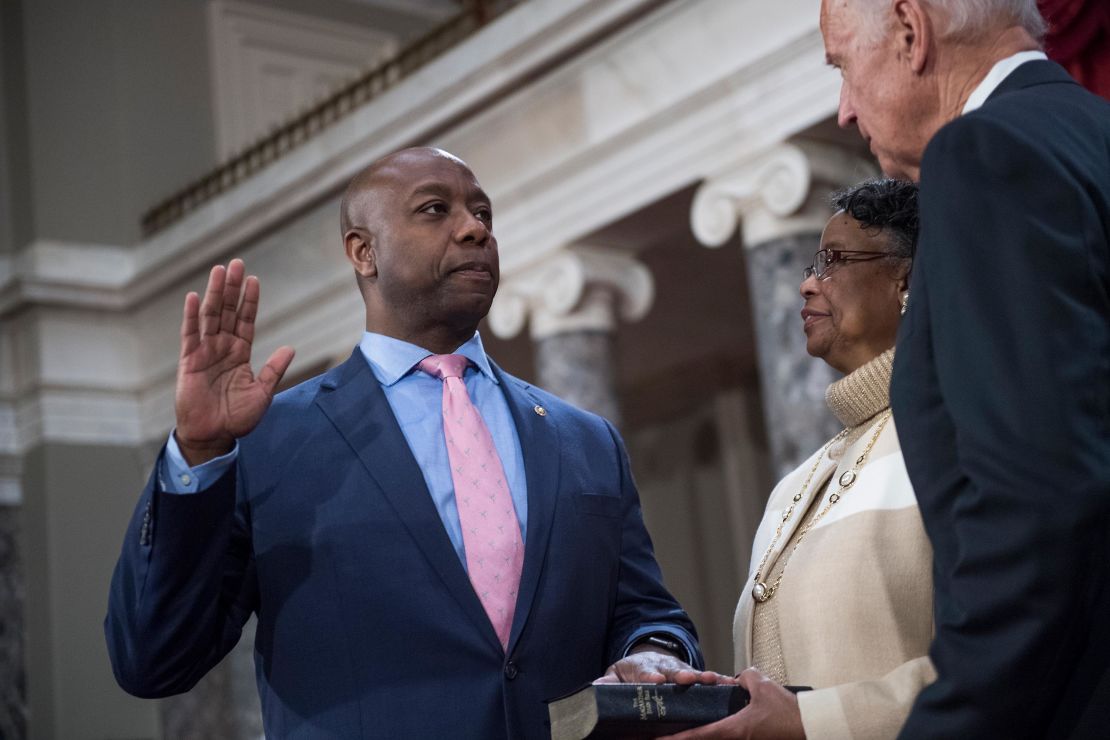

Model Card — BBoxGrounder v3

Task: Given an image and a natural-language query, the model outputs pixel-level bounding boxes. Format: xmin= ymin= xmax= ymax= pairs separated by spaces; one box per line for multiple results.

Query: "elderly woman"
xmin=608 ymin=179 xmax=934 ymax=740
xmin=707 ymin=178 xmax=933 ymax=739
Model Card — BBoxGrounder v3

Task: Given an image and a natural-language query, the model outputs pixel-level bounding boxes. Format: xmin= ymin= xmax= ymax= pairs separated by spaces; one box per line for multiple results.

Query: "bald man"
xmin=106 ymin=148 xmax=705 ymax=739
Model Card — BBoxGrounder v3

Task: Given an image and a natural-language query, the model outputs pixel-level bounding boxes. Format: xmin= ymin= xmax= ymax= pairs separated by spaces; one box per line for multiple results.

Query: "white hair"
xmin=856 ymin=0 xmax=1047 ymax=43
xmin=927 ymin=0 xmax=1047 ymax=40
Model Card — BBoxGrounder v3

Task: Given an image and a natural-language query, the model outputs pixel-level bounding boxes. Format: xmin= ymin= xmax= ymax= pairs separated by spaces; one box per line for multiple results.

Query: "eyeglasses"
xmin=803 ymin=249 xmax=889 ymax=280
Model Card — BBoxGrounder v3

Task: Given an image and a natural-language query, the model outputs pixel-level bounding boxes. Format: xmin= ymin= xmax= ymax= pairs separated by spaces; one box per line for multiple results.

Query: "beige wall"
xmin=17 ymin=0 xmax=215 ymax=246
xmin=22 ymin=443 xmax=160 ymax=740
xmin=0 ymin=0 xmax=32 ymax=254
xmin=4 ymin=0 xmax=450 ymax=251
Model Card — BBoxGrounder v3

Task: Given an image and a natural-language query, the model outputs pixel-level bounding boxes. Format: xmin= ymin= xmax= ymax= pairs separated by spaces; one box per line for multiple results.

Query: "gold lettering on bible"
xmin=632 ymin=686 xmax=666 ymax=720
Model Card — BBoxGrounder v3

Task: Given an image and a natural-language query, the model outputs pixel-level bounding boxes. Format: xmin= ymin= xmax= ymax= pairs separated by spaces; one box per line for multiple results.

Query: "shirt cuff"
xmin=620 ymin=624 xmax=702 ymax=669
xmin=159 ymin=430 xmax=239 ymax=494
xmin=797 ymin=687 xmax=853 ymax=740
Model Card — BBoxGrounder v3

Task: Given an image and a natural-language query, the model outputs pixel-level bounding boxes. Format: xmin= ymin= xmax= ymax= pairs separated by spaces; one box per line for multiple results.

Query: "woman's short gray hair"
xmin=859 ymin=0 xmax=1047 ymax=43
xmin=830 ymin=178 xmax=919 ymax=261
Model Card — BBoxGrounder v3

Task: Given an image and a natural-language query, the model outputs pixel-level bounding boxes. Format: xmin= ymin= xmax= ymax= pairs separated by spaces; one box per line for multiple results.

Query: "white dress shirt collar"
xmin=962 ymin=50 xmax=1048 ymax=114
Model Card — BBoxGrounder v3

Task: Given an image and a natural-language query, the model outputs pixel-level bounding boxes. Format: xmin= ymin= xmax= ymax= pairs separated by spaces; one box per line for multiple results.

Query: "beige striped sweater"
xmin=733 ymin=349 xmax=936 ymax=739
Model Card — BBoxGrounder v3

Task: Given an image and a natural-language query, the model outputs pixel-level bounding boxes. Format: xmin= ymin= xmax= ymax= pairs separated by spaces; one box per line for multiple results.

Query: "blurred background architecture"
xmin=0 ymin=0 xmax=1104 ymax=737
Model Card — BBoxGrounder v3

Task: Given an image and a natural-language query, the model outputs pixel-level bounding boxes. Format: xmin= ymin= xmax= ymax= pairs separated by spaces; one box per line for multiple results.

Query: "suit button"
xmin=504 ymin=661 xmax=518 ymax=680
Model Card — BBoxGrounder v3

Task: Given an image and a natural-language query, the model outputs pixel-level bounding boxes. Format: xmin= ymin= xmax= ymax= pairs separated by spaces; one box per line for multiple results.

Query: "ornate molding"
xmin=488 ymin=245 xmax=654 ymax=340
xmin=0 ymin=243 xmax=366 ymax=455
xmin=690 ymin=139 xmax=878 ymax=248
xmin=208 ymin=0 xmax=399 ymax=159
xmin=355 ymin=0 xmax=461 ymax=21
xmin=2 ymin=0 xmax=838 ymax=318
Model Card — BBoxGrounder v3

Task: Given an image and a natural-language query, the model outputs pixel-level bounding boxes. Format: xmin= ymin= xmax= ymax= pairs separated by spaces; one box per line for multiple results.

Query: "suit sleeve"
xmin=104 ymin=448 xmax=258 ymax=697
xmin=601 ymin=419 xmax=705 ymax=670
xmin=901 ymin=115 xmax=1110 ymax=734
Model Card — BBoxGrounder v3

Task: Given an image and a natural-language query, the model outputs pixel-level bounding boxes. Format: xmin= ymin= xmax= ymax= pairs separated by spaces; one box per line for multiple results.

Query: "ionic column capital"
xmin=690 ymin=139 xmax=878 ymax=248
xmin=488 ymin=245 xmax=654 ymax=340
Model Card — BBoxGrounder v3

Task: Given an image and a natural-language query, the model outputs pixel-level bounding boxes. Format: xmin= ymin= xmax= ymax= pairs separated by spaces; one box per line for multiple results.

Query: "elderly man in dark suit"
xmin=105 ymin=147 xmax=710 ymax=739
xmin=816 ymin=1 xmax=1110 ymax=738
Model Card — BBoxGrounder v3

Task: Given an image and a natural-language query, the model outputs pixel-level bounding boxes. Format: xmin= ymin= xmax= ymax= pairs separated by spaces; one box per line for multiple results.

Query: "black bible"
xmin=547 ymin=682 xmax=809 ymax=739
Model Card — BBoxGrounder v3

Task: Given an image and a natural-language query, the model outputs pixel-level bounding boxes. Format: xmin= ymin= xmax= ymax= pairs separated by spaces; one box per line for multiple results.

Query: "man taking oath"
xmin=106 ymin=147 xmax=708 ymax=739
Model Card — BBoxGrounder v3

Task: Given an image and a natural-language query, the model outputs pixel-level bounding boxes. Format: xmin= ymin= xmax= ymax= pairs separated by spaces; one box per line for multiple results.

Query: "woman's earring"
xmin=900 ymin=291 xmax=910 ymax=316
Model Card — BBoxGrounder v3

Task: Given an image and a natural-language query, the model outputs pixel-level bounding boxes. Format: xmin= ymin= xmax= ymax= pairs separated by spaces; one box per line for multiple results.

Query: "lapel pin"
xmin=533 ymin=405 xmax=547 ymax=417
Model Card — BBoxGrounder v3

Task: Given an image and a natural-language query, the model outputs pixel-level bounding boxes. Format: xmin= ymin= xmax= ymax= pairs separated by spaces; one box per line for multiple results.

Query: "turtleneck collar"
xmin=825 ymin=348 xmax=894 ymax=429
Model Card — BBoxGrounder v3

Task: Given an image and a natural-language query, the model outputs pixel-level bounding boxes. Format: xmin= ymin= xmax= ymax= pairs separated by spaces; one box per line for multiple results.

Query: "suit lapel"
xmin=315 ymin=350 xmax=501 ymax=651
xmin=492 ymin=364 xmax=562 ymax=654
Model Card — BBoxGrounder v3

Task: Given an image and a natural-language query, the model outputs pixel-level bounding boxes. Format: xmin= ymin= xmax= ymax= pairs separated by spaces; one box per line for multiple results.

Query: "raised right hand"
xmin=174 ymin=259 xmax=295 ymax=465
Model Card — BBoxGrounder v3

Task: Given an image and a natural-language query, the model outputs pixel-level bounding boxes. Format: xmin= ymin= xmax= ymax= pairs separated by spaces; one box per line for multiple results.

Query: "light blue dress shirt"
xmin=162 ymin=331 xmax=528 ymax=570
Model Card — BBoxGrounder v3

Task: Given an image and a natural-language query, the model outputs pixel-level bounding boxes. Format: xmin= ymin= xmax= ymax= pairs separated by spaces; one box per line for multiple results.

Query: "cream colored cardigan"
xmin=733 ymin=350 xmax=936 ymax=739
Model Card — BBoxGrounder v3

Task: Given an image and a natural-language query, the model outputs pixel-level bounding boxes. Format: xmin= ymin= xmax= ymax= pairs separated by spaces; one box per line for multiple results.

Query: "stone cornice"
xmin=488 ymin=245 xmax=654 ymax=340
xmin=690 ymin=139 xmax=878 ymax=248
xmin=0 ymin=0 xmax=666 ymax=318
xmin=0 ymin=0 xmax=839 ymax=320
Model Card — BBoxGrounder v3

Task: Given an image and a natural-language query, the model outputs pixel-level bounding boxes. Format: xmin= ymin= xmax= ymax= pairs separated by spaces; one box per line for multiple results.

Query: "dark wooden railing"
xmin=141 ymin=0 xmax=520 ymax=236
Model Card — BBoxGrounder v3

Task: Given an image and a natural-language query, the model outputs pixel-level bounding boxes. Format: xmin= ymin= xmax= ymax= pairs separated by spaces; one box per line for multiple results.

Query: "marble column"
xmin=534 ymin=330 xmax=620 ymax=425
xmin=488 ymin=245 xmax=654 ymax=425
xmin=0 ymin=471 xmax=26 ymax=740
xmin=691 ymin=139 xmax=877 ymax=478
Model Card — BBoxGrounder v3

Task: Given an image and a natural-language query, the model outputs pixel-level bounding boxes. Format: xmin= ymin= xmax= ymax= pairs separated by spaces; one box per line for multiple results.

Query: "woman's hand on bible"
xmin=659 ymin=667 xmax=805 ymax=739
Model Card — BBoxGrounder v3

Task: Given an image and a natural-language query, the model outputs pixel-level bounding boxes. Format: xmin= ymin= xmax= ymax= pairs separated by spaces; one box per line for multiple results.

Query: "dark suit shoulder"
xmin=242 ymin=355 xmax=360 ymax=458
xmin=925 ymin=102 xmax=1107 ymax=193
xmin=978 ymin=81 xmax=1110 ymax=142
xmin=925 ymin=69 xmax=1110 ymax=183
xmin=497 ymin=369 xmax=618 ymax=436
xmin=922 ymin=115 xmax=1026 ymax=183
xmin=921 ymin=80 xmax=1110 ymax=271
xmin=986 ymin=60 xmax=1110 ymax=118
xmin=263 ymin=351 xmax=364 ymax=416
xmin=268 ymin=370 xmax=332 ymax=411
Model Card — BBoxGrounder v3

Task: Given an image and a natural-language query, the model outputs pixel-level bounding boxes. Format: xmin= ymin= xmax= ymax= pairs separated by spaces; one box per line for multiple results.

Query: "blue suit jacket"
xmin=106 ymin=350 xmax=701 ymax=738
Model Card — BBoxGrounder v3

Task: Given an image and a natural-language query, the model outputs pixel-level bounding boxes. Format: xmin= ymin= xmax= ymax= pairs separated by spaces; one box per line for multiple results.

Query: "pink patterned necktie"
xmin=418 ymin=354 xmax=523 ymax=650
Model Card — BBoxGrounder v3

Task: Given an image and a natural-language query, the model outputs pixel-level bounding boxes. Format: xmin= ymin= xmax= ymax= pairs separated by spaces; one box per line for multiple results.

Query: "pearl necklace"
xmin=750 ymin=410 xmax=893 ymax=603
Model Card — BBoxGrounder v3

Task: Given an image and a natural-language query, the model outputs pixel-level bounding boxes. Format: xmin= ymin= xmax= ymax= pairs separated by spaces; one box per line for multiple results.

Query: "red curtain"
xmin=1039 ymin=0 xmax=1110 ymax=101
